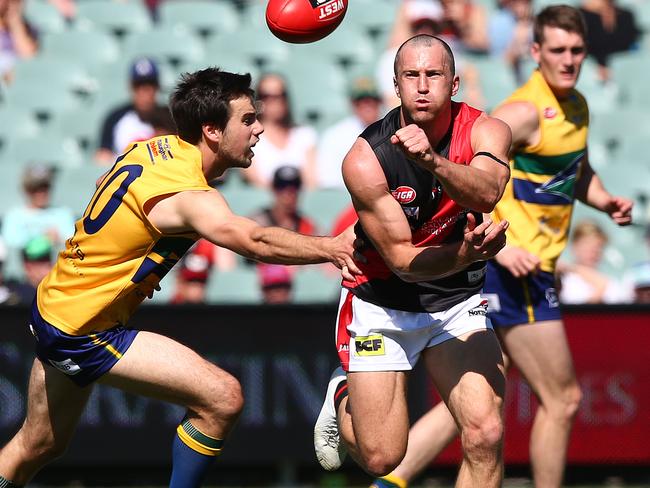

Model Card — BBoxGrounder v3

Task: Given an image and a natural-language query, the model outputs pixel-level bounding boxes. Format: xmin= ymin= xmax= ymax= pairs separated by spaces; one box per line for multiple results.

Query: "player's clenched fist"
xmin=390 ymin=124 xmax=435 ymax=164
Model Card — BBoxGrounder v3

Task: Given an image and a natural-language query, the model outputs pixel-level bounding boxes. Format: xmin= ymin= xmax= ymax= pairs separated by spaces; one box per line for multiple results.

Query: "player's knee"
xmin=207 ymin=373 xmax=244 ymax=423
xmin=548 ymin=383 xmax=582 ymax=422
xmin=361 ymin=446 xmax=405 ymax=477
xmin=460 ymin=411 xmax=504 ymax=459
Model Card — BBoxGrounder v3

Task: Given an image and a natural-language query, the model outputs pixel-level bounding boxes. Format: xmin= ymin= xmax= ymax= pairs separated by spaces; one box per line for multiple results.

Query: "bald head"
xmin=394 ymin=35 xmax=456 ymax=77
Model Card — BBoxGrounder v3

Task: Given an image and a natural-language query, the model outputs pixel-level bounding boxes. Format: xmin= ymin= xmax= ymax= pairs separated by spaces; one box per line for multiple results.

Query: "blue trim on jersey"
xmin=30 ymin=300 xmax=139 ymax=387
xmin=512 ymin=178 xmax=573 ymax=205
xmin=484 ymin=260 xmax=562 ymax=327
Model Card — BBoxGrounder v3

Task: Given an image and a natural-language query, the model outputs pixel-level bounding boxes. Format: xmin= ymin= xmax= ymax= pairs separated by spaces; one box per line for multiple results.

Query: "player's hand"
xmin=495 ymin=245 xmax=540 ymax=278
xmin=604 ymin=195 xmax=633 ymax=226
xmin=459 ymin=213 xmax=508 ymax=265
xmin=330 ymin=226 xmax=363 ymax=281
xmin=391 ymin=124 xmax=436 ymax=166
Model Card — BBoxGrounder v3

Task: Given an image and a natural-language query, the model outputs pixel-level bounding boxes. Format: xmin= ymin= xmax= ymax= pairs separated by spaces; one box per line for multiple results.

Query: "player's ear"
xmin=531 ymin=42 xmax=541 ymax=64
xmin=393 ymin=76 xmax=400 ymax=99
xmin=202 ymin=124 xmax=222 ymax=144
xmin=451 ymin=75 xmax=460 ymax=97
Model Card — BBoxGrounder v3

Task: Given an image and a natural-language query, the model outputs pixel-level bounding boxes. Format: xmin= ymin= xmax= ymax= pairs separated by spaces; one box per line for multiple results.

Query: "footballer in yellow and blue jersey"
xmin=31 ymin=135 xmax=213 ymax=385
xmin=485 ymin=69 xmax=588 ymax=326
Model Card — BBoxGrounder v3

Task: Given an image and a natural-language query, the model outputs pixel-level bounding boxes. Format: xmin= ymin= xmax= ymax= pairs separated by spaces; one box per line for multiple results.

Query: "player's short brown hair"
xmin=533 ymin=5 xmax=587 ymax=45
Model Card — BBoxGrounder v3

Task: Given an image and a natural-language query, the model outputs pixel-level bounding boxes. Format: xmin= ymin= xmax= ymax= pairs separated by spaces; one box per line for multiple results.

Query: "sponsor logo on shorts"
xmin=468 ymin=300 xmax=489 ymax=316
xmin=354 ymin=334 xmax=385 ymax=356
xmin=338 ymin=343 xmax=349 ymax=353
xmin=49 ymin=358 xmax=82 ymax=376
xmin=391 ymin=186 xmax=417 ymax=204
xmin=546 ymin=287 xmax=559 ymax=308
xmin=484 ymin=294 xmax=501 ymax=312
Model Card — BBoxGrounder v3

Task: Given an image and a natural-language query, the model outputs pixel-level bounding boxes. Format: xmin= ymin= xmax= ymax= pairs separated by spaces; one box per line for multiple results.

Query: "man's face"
xmin=352 ymin=97 xmax=382 ymax=127
xmin=131 ymin=82 xmax=158 ymax=114
xmin=273 ymin=184 xmax=300 ymax=211
xmin=26 ymin=185 xmax=51 ymax=209
xmin=532 ymin=26 xmax=586 ymax=94
xmin=217 ymin=96 xmax=263 ymax=169
xmin=394 ymin=43 xmax=459 ymax=124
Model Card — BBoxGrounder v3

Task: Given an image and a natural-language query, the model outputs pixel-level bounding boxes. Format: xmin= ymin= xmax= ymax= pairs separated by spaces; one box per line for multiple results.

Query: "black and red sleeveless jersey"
xmin=343 ymin=102 xmax=487 ymax=313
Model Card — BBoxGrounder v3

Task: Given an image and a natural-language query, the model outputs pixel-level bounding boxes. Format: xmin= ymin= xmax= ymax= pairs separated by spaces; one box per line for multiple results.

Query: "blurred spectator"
xmin=171 ymin=239 xmax=216 ymax=304
xmin=248 ymin=166 xmax=317 ymax=298
xmin=249 ymin=166 xmax=316 ymax=235
xmin=0 ymin=0 xmax=38 ymax=83
xmin=316 ymin=76 xmax=383 ymax=189
xmin=622 ymin=225 xmax=650 ymax=304
xmin=580 ymin=0 xmax=641 ymax=83
xmin=1 ymin=163 xmax=75 ymax=250
xmin=258 ymin=263 xmax=293 ymax=304
xmin=330 ymin=204 xmax=358 ymax=237
xmin=438 ymin=0 xmax=489 ymax=54
xmin=11 ymin=235 xmax=53 ymax=304
xmin=95 ymin=57 xmax=163 ymax=165
xmin=558 ymin=220 xmax=630 ymax=304
xmin=0 ymin=238 xmax=21 ymax=305
xmin=378 ymin=0 xmax=484 ymax=108
xmin=242 ymin=73 xmax=318 ymax=188
xmin=489 ymin=0 xmax=533 ymax=83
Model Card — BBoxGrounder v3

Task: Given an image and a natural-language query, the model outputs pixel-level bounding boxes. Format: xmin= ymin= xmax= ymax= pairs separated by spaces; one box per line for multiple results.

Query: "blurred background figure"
xmin=171 ymin=239 xmax=217 ymax=305
xmin=316 ymin=76 xmax=383 ymax=189
xmin=95 ymin=57 xmax=163 ymax=165
xmin=378 ymin=0 xmax=485 ymax=109
xmin=580 ymin=0 xmax=640 ymax=83
xmin=11 ymin=234 xmax=53 ymax=304
xmin=149 ymin=105 xmax=177 ymax=137
xmin=558 ymin=220 xmax=630 ymax=304
xmin=249 ymin=165 xmax=316 ymax=236
xmin=489 ymin=0 xmax=533 ymax=83
xmin=257 ymin=263 xmax=293 ymax=304
xmin=0 ymin=0 xmax=37 ymax=83
xmin=437 ymin=0 xmax=489 ymax=54
xmin=243 ymin=73 xmax=317 ymax=188
xmin=1 ymin=163 xmax=74 ymax=251
xmin=0 ymin=238 xmax=21 ymax=305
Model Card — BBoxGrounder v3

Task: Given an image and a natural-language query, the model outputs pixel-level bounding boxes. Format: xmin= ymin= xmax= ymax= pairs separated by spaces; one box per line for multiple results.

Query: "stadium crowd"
xmin=0 ymin=0 xmax=648 ymax=305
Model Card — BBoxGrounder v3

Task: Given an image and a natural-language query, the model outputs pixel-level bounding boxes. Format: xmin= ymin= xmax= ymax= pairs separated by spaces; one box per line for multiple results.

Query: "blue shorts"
xmin=30 ymin=300 xmax=139 ymax=387
xmin=483 ymin=260 xmax=561 ymax=327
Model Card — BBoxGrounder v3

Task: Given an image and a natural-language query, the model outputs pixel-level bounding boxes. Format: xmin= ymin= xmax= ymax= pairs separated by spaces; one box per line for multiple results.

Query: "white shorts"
xmin=335 ymin=289 xmax=492 ymax=372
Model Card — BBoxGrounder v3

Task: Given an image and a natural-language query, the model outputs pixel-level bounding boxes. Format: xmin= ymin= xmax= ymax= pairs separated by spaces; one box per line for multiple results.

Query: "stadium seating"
xmin=74 ymin=0 xmax=152 ymax=37
xmin=292 ymin=267 xmax=341 ymax=304
xmin=24 ymin=0 xmax=66 ymax=34
xmin=206 ymin=267 xmax=262 ymax=304
xmin=158 ymin=0 xmax=240 ymax=38
xmin=301 ymin=188 xmax=351 ymax=234
xmin=41 ymin=31 xmax=120 ymax=71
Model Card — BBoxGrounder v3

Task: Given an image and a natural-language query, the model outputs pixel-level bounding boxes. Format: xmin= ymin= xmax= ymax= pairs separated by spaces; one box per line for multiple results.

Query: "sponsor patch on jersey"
xmin=49 ymin=358 xmax=82 ymax=375
xmin=467 ymin=267 xmax=487 ymax=283
xmin=354 ymin=334 xmax=385 ymax=356
xmin=545 ymin=287 xmax=559 ymax=308
xmin=543 ymin=107 xmax=557 ymax=119
xmin=468 ymin=299 xmax=489 ymax=316
xmin=392 ymin=186 xmax=417 ymax=204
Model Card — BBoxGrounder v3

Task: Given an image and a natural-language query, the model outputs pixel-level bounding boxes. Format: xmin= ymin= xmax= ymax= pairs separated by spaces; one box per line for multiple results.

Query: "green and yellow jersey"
xmin=492 ymin=69 xmax=589 ymax=273
xmin=38 ymin=136 xmax=213 ymax=335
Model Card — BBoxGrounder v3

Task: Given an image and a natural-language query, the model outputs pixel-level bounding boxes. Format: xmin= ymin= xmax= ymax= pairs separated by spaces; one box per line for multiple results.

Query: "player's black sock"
xmin=0 ymin=475 xmax=21 ymax=488
xmin=333 ymin=379 xmax=348 ymax=413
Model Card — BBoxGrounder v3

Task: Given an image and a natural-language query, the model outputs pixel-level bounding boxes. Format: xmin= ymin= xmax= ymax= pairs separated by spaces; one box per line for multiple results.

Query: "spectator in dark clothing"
xmin=94 ymin=57 xmax=163 ymax=165
xmin=10 ymin=235 xmax=53 ymax=304
xmin=580 ymin=0 xmax=641 ymax=82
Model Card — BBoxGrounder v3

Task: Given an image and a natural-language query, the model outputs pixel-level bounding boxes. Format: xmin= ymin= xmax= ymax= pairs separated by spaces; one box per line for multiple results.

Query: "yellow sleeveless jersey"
xmin=492 ymin=69 xmax=589 ymax=273
xmin=37 ymin=136 xmax=213 ymax=335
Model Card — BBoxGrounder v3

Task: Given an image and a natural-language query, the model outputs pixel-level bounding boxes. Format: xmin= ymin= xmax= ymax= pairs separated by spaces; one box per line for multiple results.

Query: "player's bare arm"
xmin=390 ymin=115 xmax=511 ymax=213
xmin=490 ymin=100 xmax=544 ymax=277
xmin=575 ymin=153 xmax=633 ymax=226
xmin=147 ymin=190 xmax=361 ymax=280
xmin=343 ymin=138 xmax=508 ymax=282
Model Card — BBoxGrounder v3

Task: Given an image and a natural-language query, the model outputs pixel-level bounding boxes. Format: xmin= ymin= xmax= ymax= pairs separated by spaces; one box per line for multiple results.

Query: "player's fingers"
xmin=390 ymin=134 xmax=400 ymax=145
xmin=464 ymin=212 xmax=477 ymax=232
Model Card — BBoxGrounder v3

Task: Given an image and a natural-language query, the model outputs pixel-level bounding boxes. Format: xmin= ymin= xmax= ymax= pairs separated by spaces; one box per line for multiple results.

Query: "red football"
xmin=266 ymin=0 xmax=348 ymax=44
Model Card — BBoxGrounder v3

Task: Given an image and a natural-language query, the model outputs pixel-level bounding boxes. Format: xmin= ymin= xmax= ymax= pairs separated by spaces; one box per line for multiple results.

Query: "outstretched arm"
xmin=391 ymin=115 xmax=511 ymax=213
xmin=343 ymin=138 xmax=508 ymax=283
xmin=147 ymin=190 xmax=361 ymax=279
